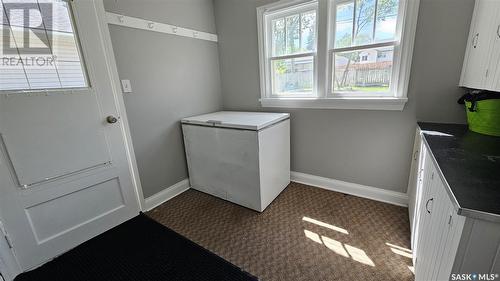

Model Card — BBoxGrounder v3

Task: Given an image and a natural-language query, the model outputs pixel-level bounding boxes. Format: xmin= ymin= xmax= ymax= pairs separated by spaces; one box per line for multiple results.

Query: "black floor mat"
xmin=15 ymin=213 xmax=258 ymax=281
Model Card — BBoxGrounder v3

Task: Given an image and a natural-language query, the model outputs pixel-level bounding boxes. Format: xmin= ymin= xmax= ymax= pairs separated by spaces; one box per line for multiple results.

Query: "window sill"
xmin=260 ymin=97 xmax=408 ymax=111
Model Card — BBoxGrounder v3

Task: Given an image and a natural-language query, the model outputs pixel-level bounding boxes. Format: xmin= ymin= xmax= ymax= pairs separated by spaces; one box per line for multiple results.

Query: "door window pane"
xmin=0 ymin=0 xmax=88 ymax=91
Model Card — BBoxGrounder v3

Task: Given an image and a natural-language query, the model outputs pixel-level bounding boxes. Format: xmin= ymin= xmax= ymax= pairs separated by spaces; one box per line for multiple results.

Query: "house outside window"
xmin=257 ymin=0 xmax=420 ymax=110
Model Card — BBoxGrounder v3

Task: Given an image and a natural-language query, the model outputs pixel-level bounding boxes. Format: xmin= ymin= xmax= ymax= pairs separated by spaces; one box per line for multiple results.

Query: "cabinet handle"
xmin=413 ymin=150 xmax=419 ymax=161
xmin=473 ymin=33 xmax=479 ymax=48
xmin=497 ymin=25 xmax=500 ymax=39
xmin=426 ymin=198 xmax=434 ymax=214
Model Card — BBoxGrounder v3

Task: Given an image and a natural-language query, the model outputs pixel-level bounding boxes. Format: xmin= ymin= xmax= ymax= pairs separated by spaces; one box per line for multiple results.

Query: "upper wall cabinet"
xmin=460 ymin=0 xmax=500 ymax=91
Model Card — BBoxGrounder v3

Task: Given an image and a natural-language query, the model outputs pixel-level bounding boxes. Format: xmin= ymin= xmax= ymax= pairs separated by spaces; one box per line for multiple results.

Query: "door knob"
xmin=106 ymin=115 xmax=118 ymax=124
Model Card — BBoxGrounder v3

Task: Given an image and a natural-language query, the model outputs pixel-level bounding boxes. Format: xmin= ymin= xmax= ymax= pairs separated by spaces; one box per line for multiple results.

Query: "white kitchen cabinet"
xmin=460 ymin=0 xmax=500 ymax=90
xmin=409 ymin=128 xmax=500 ymax=281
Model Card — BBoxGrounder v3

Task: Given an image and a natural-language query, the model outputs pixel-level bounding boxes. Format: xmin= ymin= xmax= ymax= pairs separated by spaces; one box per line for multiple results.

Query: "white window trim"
xmin=258 ymin=1 xmax=319 ymax=99
xmin=257 ymin=0 xmax=420 ymax=111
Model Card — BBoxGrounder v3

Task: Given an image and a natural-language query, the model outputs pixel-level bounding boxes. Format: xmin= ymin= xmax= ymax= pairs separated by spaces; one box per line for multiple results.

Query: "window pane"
xmin=269 ymin=8 xmax=316 ymax=57
xmin=3 ymin=0 xmax=41 ymax=28
xmin=56 ymin=60 xmax=85 ymax=88
xmin=374 ymin=0 xmax=399 ymax=42
xmin=300 ymin=11 xmax=316 ymax=52
xmin=1 ymin=2 xmax=9 ymax=25
xmin=334 ymin=2 xmax=354 ymax=48
xmin=38 ymin=0 xmax=73 ymax=33
xmin=11 ymin=26 xmax=61 ymax=89
xmin=0 ymin=25 xmax=30 ymax=90
xmin=271 ymin=18 xmax=285 ymax=56
xmin=272 ymin=56 xmax=314 ymax=95
xmin=51 ymin=30 xmax=80 ymax=61
xmin=0 ymin=0 xmax=87 ymax=91
xmin=354 ymin=0 xmax=376 ymax=45
xmin=285 ymin=14 xmax=300 ymax=54
xmin=333 ymin=0 xmax=399 ymax=48
xmin=333 ymin=46 xmax=393 ymax=94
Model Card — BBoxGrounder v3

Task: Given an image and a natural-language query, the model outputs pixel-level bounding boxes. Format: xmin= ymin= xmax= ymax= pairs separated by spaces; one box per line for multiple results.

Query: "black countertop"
xmin=418 ymin=122 xmax=500 ymax=222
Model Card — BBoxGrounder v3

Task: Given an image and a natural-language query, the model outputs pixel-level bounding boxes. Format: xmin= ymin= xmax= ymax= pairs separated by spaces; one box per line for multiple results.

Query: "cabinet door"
xmin=408 ymin=128 xmax=423 ymax=239
xmin=487 ymin=4 xmax=500 ymax=91
xmin=460 ymin=0 xmax=499 ymax=89
xmin=414 ymin=161 xmax=466 ymax=281
xmin=420 ymin=176 xmax=451 ymax=281
xmin=434 ymin=207 xmax=466 ymax=281
xmin=414 ymin=150 xmax=437 ymax=272
xmin=415 ymin=162 xmax=440 ymax=280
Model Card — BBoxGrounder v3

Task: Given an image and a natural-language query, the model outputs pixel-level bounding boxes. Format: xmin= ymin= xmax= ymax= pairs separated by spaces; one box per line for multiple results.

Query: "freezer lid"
xmin=181 ymin=111 xmax=290 ymax=130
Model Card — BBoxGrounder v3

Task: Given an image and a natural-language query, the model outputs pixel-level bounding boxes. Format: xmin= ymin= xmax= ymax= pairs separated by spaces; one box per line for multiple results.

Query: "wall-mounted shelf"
xmin=106 ymin=12 xmax=218 ymax=43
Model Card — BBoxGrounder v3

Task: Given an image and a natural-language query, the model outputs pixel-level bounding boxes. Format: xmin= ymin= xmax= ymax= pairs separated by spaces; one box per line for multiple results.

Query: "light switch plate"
xmin=121 ymin=79 xmax=132 ymax=93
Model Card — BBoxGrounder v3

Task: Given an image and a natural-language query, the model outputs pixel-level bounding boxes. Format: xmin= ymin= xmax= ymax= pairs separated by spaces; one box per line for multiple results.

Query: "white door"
xmin=0 ymin=0 xmax=140 ymax=271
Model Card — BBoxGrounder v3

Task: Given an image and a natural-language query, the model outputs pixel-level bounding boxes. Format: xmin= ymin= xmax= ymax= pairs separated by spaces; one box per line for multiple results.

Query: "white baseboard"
xmin=144 ymin=179 xmax=190 ymax=211
xmin=291 ymin=171 xmax=408 ymax=207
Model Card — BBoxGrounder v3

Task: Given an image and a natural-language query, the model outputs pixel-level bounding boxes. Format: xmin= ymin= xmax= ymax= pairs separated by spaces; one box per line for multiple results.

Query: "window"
xmin=0 ymin=0 xmax=88 ymax=92
xmin=257 ymin=0 xmax=420 ymax=110
xmin=330 ymin=0 xmax=400 ymax=96
xmin=261 ymin=2 xmax=318 ymax=97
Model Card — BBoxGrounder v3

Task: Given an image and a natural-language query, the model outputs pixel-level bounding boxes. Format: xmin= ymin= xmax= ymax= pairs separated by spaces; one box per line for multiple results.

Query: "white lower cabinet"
xmin=409 ymin=129 xmax=500 ymax=281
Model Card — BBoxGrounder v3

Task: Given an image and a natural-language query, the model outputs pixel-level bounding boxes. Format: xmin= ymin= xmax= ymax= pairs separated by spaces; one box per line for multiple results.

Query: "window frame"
xmin=257 ymin=0 xmax=420 ymax=110
xmin=328 ymin=0 xmax=404 ymax=98
xmin=0 ymin=0 xmax=90 ymax=94
xmin=260 ymin=1 xmax=319 ymax=98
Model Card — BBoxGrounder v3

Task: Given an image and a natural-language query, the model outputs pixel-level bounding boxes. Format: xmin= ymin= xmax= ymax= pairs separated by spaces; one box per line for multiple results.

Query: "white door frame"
xmin=0 ymin=0 xmax=145 ymax=278
xmin=90 ymin=0 xmax=145 ymax=211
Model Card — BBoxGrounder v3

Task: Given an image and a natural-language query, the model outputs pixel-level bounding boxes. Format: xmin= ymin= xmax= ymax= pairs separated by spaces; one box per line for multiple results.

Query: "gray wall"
xmin=104 ymin=0 xmax=222 ymax=198
xmin=213 ymin=0 xmax=473 ymax=193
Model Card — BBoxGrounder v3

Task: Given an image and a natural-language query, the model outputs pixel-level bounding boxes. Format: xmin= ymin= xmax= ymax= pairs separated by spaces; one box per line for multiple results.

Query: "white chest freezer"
xmin=181 ymin=111 xmax=290 ymax=212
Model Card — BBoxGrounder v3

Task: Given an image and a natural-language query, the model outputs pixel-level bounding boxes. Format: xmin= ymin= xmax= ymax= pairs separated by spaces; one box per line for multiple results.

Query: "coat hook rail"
xmin=106 ymin=12 xmax=218 ymax=43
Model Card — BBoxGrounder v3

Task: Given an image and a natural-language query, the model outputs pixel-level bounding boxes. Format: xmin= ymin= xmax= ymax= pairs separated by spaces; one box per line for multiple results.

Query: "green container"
xmin=464 ymin=99 xmax=500 ymax=137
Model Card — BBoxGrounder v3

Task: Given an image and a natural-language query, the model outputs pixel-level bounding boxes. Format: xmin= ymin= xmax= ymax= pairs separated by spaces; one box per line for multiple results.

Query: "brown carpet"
xmin=148 ymin=182 xmax=414 ymax=281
